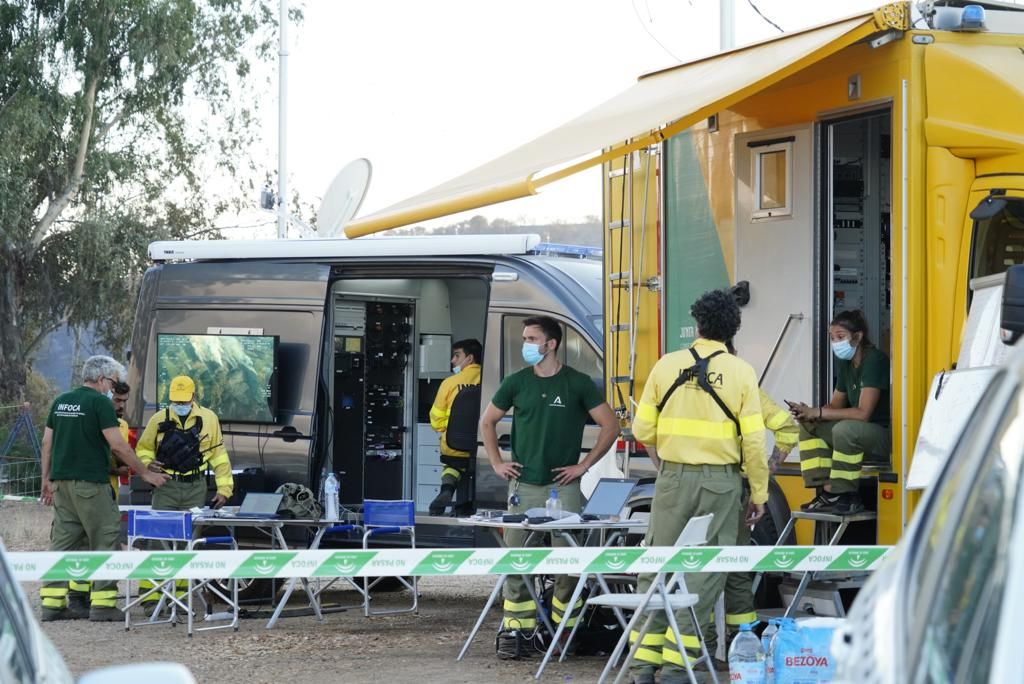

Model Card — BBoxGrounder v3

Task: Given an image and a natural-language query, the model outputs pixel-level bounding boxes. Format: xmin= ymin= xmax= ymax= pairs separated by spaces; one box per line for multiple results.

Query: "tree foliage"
xmin=0 ymin=0 xmax=286 ymax=402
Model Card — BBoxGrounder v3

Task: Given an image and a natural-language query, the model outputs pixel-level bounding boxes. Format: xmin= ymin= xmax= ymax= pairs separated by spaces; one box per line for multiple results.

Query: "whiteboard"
xmin=907 ymin=367 xmax=999 ymax=490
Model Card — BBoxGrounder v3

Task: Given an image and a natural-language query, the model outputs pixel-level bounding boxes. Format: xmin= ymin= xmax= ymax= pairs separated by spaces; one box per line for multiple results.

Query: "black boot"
xmin=429 ymin=484 xmax=456 ymax=515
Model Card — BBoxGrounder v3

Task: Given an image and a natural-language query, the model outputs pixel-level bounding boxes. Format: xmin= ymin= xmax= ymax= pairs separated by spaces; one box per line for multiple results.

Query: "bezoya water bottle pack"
xmin=729 ymin=617 xmax=842 ymax=684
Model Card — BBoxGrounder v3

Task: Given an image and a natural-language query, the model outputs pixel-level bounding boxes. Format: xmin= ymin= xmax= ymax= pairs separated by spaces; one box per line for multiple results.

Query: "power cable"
xmin=630 ymin=0 xmax=683 ymax=62
xmin=746 ymin=0 xmax=784 ymax=33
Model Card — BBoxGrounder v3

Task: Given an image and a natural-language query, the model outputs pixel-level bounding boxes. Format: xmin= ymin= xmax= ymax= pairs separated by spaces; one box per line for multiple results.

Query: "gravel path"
xmin=1 ymin=501 xmax=611 ymax=683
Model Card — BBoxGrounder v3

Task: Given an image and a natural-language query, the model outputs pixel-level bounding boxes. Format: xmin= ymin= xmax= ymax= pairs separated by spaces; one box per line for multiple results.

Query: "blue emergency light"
xmin=959 ymin=5 xmax=986 ymax=31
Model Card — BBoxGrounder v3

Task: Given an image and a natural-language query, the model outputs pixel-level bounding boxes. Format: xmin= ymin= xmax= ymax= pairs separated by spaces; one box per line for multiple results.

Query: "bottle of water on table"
xmin=324 ymin=472 xmax=340 ymax=521
xmin=545 ymin=488 xmax=561 ymax=519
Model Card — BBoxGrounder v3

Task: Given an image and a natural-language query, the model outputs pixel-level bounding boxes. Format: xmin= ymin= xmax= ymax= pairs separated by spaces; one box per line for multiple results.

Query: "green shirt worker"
xmin=480 ymin=315 xmax=619 ymax=659
xmin=790 ymin=309 xmax=891 ymax=516
xmin=39 ymin=355 xmax=168 ymax=622
xmin=629 ymin=290 xmax=768 ymax=684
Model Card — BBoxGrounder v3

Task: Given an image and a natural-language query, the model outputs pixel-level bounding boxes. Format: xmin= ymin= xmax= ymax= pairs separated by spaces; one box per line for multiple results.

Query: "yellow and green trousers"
xmin=798 ymin=420 xmax=890 ymax=494
xmin=139 ymin=477 xmax=207 ymax=603
xmin=724 ymin=484 xmax=757 ymax=633
xmin=40 ymin=480 xmax=121 ymax=613
xmin=629 ymin=462 xmax=741 ymax=679
xmin=501 ymin=480 xmax=583 ymax=632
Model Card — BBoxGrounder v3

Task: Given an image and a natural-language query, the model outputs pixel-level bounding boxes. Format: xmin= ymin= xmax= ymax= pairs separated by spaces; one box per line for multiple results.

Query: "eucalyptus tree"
xmin=0 ymin=0 xmax=289 ymax=400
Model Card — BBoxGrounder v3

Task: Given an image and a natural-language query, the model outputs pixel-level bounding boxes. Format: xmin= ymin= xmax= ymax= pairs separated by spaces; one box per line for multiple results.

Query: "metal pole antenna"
xmin=277 ymin=0 xmax=289 ymax=239
xmin=720 ymin=0 xmax=735 ymax=51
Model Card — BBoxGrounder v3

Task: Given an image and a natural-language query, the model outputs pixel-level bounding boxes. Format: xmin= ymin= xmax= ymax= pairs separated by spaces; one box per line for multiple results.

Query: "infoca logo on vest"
xmin=56 ymin=404 xmax=82 ymax=412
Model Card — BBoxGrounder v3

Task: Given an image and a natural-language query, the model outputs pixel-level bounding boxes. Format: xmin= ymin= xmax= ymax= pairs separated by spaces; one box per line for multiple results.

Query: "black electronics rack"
xmin=363 ymin=302 xmax=411 ymax=500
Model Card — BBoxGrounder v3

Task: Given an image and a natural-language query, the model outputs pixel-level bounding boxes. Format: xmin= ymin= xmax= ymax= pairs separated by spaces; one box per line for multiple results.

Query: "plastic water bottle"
xmin=324 ymin=472 xmax=340 ymax=521
xmin=318 ymin=467 xmax=328 ymax=506
xmin=769 ymin=618 xmax=798 ymax=683
xmin=545 ymin=488 xmax=562 ymax=519
xmin=728 ymin=622 xmax=766 ymax=684
xmin=761 ymin=619 xmax=779 ymax=684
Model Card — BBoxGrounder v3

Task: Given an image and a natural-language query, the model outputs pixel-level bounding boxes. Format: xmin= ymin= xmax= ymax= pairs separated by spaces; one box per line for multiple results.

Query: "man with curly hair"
xmin=628 ymin=289 xmax=770 ymax=684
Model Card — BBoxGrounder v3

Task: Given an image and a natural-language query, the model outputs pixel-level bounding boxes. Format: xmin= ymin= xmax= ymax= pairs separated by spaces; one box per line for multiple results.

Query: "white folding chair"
xmin=562 ymin=513 xmax=718 ymax=684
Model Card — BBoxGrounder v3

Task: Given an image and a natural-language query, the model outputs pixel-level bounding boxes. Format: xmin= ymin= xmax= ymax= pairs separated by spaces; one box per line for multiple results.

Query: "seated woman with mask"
xmin=787 ymin=310 xmax=890 ymax=515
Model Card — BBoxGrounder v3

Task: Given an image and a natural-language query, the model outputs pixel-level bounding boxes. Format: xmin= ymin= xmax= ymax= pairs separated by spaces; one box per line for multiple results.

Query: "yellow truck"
xmin=346 ymin=1 xmax=1024 ymax=546
xmin=598 ymin=1 xmax=1024 ymax=546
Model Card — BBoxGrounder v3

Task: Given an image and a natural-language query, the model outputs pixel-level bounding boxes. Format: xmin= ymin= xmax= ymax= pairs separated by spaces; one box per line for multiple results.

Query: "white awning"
xmin=346 ymin=5 xmax=901 ymax=238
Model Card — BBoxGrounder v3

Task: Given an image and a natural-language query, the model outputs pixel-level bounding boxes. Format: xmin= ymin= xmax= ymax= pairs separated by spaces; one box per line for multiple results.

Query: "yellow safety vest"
xmin=633 ymin=339 xmax=770 ymax=504
xmin=429 ymin=364 xmax=481 ymax=458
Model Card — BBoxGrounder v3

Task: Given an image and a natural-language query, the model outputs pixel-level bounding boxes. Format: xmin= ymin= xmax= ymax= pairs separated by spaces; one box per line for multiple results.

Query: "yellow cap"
xmin=168 ymin=376 xmax=196 ymax=402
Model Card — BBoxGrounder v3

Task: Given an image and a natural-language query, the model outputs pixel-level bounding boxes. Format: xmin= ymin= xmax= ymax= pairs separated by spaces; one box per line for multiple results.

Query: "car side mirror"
xmin=1000 ymin=265 xmax=1024 ymax=345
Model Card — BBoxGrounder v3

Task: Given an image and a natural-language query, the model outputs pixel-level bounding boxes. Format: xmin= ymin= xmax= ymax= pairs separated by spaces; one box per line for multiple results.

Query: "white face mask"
xmin=522 ymin=342 xmax=545 ymax=366
xmin=452 ymin=364 xmax=462 ymax=374
xmin=171 ymin=403 xmax=192 ymax=417
xmin=105 ymin=390 xmax=114 ymax=400
xmin=831 ymin=338 xmax=856 ymax=361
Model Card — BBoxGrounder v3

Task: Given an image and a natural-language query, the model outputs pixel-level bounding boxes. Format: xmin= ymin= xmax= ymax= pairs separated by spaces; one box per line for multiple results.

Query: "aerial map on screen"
xmin=156 ymin=334 xmax=277 ymax=423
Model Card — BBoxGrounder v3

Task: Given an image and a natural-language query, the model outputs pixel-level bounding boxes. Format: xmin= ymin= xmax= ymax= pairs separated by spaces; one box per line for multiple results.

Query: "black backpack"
xmin=445 ymin=384 xmax=481 ymax=452
xmin=155 ymin=409 xmax=205 ymax=473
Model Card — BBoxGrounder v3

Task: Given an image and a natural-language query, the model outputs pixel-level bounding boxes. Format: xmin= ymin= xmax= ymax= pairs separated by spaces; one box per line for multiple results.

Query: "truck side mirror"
xmin=1000 ymin=265 xmax=1024 ymax=345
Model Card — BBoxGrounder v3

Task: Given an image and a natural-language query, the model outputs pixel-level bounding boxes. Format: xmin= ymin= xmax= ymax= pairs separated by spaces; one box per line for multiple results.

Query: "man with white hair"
xmin=39 ymin=355 xmax=169 ymax=622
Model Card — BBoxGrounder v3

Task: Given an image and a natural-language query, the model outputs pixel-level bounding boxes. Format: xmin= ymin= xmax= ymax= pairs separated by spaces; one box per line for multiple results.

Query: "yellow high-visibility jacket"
xmin=633 ymin=339 xmax=770 ymax=504
xmin=429 ymin=364 xmax=481 ymax=458
xmin=136 ymin=404 xmax=233 ymax=497
xmin=109 ymin=418 xmax=130 ymax=497
xmin=760 ymin=392 xmax=799 ymax=454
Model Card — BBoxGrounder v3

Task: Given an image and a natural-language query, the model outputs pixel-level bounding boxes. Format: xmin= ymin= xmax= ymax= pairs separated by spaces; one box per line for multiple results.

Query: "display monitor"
xmin=156 ymin=333 xmax=279 ymax=423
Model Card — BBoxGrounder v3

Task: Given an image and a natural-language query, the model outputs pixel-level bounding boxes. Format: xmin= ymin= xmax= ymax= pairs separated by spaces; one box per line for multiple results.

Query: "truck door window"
xmin=502 ymin=314 xmax=603 ymax=393
xmin=970 ymin=198 xmax=1024 ymax=280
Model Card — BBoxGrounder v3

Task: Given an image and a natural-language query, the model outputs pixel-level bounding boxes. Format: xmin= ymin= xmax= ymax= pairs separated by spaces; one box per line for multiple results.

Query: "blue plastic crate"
xmin=127 ymin=509 xmax=192 ymax=541
xmin=363 ymin=500 xmax=415 ymax=527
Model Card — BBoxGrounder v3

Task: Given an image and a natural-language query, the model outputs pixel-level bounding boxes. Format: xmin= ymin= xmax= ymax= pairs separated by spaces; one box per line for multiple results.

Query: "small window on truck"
xmin=751 ymin=140 xmax=793 ymax=220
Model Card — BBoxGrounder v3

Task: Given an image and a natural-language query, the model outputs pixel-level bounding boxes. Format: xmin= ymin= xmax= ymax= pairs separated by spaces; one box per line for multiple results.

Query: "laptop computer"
xmin=580 ymin=477 xmax=639 ymax=521
xmin=231 ymin=492 xmax=284 ymax=519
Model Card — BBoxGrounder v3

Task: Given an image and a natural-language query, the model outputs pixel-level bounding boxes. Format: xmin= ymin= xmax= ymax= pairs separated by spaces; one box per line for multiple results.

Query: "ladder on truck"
xmin=606 ymin=144 xmax=660 ymax=476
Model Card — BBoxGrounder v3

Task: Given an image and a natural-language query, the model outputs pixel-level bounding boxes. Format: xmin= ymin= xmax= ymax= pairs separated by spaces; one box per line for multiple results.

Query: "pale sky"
xmin=232 ymin=0 xmax=887 ymax=237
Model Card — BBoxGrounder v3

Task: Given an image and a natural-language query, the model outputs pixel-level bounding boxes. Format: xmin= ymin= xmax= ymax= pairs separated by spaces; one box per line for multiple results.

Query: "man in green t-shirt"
xmin=39 ymin=355 xmax=168 ymax=622
xmin=481 ymin=315 xmax=619 ymax=658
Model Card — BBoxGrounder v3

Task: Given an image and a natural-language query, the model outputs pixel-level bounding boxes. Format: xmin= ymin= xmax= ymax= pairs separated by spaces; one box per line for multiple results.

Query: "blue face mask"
xmin=832 ymin=339 xmax=856 ymax=361
xmin=171 ymin=403 xmax=192 ymax=417
xmin=104 ymin=390 xmax=114 ymax=400
xmin=521 ymin=342 xmax=545 ymax=366
xmin=451 ymin=364 xmax=462 ymax=375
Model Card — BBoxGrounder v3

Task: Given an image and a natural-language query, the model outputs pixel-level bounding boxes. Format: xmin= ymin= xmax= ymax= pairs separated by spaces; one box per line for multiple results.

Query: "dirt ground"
xmin=1 ymin=500 xmax=610 ymax=683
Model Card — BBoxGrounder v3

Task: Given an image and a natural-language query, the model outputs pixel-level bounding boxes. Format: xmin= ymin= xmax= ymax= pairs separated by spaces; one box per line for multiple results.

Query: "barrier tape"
xmin=9 ymin=545 xmax=891 ymax=582
xmin=2 ymin=495 xmax=40 ymax=503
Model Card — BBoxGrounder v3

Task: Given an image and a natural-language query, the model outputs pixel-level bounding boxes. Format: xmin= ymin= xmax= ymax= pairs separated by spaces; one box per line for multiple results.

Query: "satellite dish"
xmin=317 ymin=158 xmax=372 ymax=238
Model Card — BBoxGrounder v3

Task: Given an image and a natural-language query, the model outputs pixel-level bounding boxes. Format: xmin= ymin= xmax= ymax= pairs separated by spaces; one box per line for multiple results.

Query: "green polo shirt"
xmin=491 ymin=365 xmax=604 ymax=486
xmin=836 ymin=347 xmax=890 ymax=427
xmin=46 ymin=386 xmax=119 ymax=483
